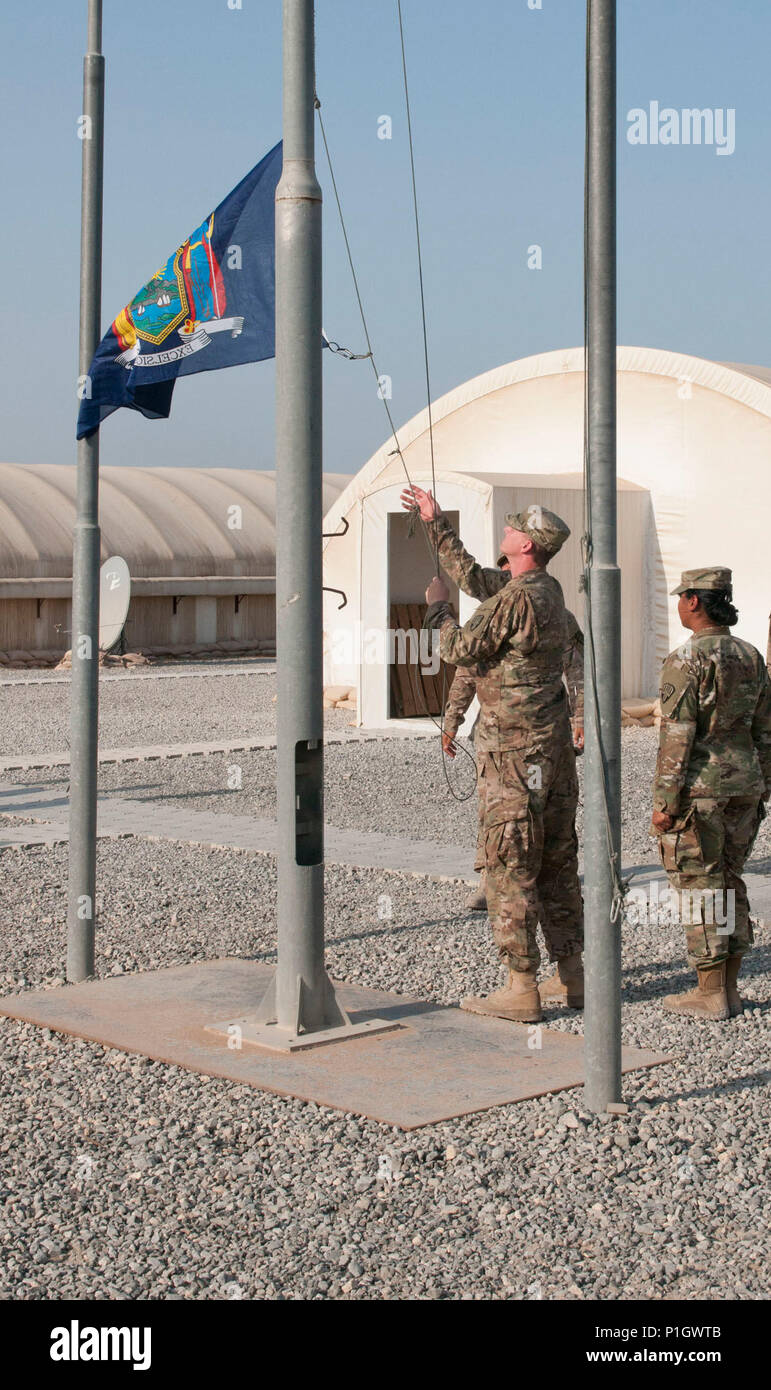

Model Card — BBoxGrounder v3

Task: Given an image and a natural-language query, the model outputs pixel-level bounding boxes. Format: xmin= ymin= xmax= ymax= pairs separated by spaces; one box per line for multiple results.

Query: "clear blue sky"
xmin=1 ymin=0 xmax=768 ymax=473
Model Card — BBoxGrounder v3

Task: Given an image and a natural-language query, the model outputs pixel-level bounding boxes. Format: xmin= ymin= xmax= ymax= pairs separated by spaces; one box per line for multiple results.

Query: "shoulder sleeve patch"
xmin=468 ymin=608 xmax=489 ymax=631
xmin=659 ymin=662 xmax=694 ymax=720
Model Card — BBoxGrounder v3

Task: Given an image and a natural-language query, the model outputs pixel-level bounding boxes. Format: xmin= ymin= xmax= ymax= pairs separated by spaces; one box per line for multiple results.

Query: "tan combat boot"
xmin=464 ymin=873 xmax=487 ymax=912
xmin=662 ymin=962 xmax=730 ymax=1021
xmin=725 ymin=955 xmax=745 ymax=1018
xmin=539 ymin=952 xmax=584 ymax=1008
xmin=461 ymin=969 xmax=542 ymax=1023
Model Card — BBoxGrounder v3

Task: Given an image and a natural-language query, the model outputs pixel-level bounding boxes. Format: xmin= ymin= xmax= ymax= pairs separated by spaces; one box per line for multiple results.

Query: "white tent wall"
xmin=617 ymin=368 xmax=771 ymax=665
xmin=322 ymin=504 xmax=361 ymax=693
xmin=479 ymin=472 xmax=651 ymax=697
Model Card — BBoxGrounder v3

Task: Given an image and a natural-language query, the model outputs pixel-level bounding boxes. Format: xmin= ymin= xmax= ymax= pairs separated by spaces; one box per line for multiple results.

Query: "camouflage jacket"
xmin=652 ymin=627 xmax=771 ymax=814
xmin=442 ymin=666 xmax=479 ymax=740
xmin=424 ymin=515 xmax=573 ymax=752
xmin=443 ymin=621 xmax=584 ymax=744
xmin=562 ymin=615 xmax=584 ymax=724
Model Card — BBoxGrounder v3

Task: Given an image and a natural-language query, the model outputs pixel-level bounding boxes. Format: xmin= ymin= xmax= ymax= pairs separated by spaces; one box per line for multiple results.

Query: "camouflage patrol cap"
xmin=670 ymin=567 xmax=733 ymax=596
xmin=504 ymin=506 xmax=571 ymax=557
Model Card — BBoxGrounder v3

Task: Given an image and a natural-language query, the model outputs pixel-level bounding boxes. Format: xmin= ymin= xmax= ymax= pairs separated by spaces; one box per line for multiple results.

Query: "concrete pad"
xmin=0 ymin=960 xmax=672 ymax=1129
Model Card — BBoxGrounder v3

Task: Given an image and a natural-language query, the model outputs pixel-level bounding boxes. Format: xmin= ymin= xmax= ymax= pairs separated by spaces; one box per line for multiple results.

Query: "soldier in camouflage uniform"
xmin=443 ymin=575 xmax=585 ymax=919
xmin=651 ymin=567 xmax=771 ymax=1020
xmin=442 ymin=555 xmax=513 ymax=913
xmin=402 ymin=485 xmax=584 ymax=1023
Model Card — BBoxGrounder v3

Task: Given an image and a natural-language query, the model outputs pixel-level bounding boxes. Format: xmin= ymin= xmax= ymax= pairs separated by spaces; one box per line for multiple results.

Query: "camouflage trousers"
xmin=474 ymin=773 xmax=486 ymax=872
xmin=658 ymin=795 xmax=765 ymax=967
xmin=478 ymin=742 xmax=584 ymax=972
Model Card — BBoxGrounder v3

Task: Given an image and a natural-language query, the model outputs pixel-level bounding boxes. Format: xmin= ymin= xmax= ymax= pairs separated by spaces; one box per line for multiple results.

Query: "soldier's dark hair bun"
xmin=689 ymin=588 xmax=739 ymax=626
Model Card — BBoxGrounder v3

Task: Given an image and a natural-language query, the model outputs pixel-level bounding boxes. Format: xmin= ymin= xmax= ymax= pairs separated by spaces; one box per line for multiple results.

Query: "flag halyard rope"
xmin=315 ymin=86 xmax=477 ymax=800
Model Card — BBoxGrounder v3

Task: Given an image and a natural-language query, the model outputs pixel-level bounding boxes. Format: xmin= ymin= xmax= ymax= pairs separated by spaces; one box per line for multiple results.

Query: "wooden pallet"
xmin=389 ymin=603 xmax=455 ymax=718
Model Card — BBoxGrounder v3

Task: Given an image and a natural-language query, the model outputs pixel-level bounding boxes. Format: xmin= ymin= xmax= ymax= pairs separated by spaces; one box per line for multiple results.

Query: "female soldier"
xmin=651 ymin=568 xmax=771 ymax=1020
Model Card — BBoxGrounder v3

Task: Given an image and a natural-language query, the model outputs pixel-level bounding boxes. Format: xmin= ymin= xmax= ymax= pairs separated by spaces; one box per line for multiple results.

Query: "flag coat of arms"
xmin=77 ymin=140 xmax=282 ymax=439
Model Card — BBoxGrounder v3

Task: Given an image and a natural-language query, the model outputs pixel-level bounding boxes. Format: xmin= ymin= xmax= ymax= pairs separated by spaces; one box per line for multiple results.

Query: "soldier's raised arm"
xmin=424 ymin=582 xmax=533 ymax=669
xmin=429 ymin=514 xmax=509 ymax=601
xmin=400 ymin=486 xmax=507 ymax=601
xmin=651 ymin=651 xmax=698 ymax=817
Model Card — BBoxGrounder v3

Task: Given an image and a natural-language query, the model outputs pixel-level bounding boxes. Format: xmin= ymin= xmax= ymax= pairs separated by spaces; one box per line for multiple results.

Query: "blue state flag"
xmin=77 ymin=141 xmax=282 ymax=439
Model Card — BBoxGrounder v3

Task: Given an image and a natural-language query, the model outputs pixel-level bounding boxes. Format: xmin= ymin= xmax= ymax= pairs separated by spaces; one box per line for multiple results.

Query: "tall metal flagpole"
xmin=268 ymin=0 xmax=345 ymax=1034
xmin=67 ymin=0 xmax=104 ymax=982
xmin=583 ymin=0 xmax=622 ymax=1111
xmin=206 ymin=0 xmax=395 ymax=1050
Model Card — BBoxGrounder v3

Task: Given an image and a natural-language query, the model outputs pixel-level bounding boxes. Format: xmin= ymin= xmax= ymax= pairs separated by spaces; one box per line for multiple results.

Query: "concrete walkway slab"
xmin=0 ymin=664 xmax=277 ymax=688
xmin=0 ymin=727 xmax=435 ymax=772
xmin=3 ymin=783 xmax=771 ymax=919
xmin=0 ymin=782 xmax=476 ymax=878
xmin=0 ymin=959 xmax=673 ymax=1129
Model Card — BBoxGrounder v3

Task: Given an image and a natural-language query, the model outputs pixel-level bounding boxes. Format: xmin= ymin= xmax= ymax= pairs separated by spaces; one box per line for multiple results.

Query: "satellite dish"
xmin=99 ymin=556 xmax=131 ymax=652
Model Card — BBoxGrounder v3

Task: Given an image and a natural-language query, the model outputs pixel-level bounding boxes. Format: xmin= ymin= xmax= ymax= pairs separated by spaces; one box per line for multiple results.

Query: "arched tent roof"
xmin=322 ymin=345 xmax=771 ymax=542
xmin=0 ymin=465 xmax=349 ymax=579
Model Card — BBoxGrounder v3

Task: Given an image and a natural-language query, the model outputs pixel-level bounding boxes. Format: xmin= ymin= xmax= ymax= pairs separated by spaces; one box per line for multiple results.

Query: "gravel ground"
xmin=3 ymin=661 xmax=770 ymax=871
xmin=0 ymin=837 xmax=769 ymax=1301
xmin=2 ymin=666 xmax=770 ymax=1302
xmin=7 ymin=726 xmax=771 ymax=871
xmin=0 ymin=669 xmax=352 ymax=755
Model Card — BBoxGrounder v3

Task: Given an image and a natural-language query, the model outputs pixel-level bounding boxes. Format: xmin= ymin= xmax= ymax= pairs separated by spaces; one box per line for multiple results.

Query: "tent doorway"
xmin=387 ymin=509 xmax=460 ymax=718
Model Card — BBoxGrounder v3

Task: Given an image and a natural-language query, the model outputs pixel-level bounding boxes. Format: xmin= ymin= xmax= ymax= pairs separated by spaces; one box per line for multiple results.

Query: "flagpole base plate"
xmin=203 ymin=1013 xmax=401 ymax=1054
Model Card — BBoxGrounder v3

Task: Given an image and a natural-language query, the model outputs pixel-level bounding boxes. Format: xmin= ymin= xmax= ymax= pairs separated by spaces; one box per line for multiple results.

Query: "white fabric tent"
xmin=322 ymin=346 xmax=771 ymax=729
